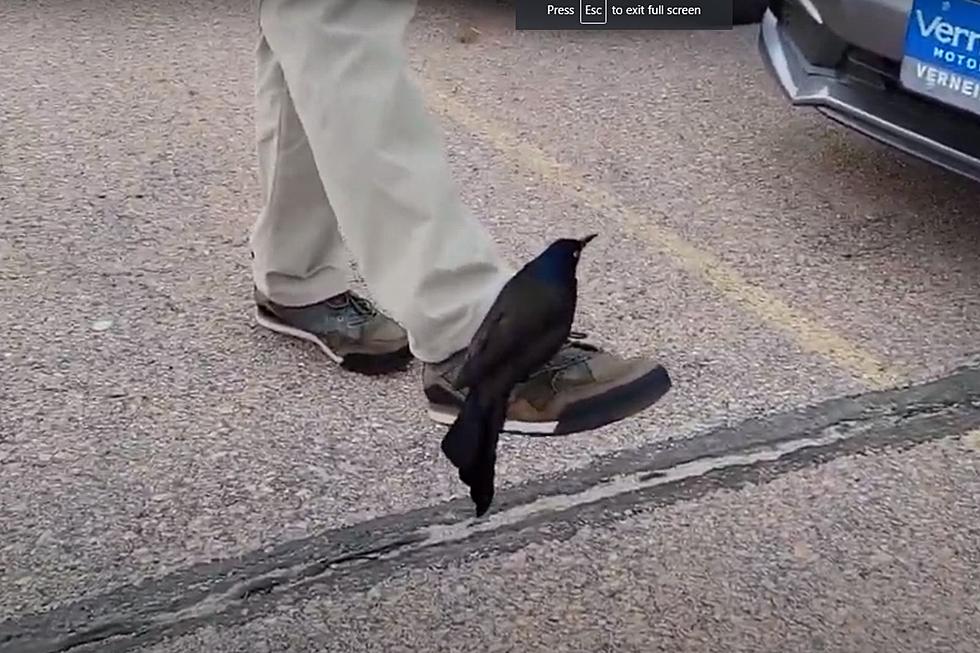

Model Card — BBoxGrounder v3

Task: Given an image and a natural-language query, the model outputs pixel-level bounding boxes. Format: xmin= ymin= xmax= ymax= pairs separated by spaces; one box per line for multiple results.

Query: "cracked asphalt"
xmin=2 ymin=0 xmax=980 ymax=650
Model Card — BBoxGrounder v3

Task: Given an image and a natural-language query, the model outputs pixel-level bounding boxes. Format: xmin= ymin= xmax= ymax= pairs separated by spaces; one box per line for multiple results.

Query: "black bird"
xmin=441 ymin=233 xmax=597 ymax=517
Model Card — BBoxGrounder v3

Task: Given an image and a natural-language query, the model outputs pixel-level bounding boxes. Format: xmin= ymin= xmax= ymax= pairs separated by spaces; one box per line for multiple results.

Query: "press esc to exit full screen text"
xmin=547 ymin=3 xmax=704 ymax=15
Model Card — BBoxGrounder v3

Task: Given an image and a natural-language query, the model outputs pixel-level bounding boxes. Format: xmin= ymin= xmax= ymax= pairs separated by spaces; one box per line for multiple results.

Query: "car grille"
xmin=841 ymin=47 xmax=902 ymax=88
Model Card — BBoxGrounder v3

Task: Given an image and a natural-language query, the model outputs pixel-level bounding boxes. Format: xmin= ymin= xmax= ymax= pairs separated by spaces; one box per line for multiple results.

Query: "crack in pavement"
xmin=3 ymin=362 xmax=980 ymax=653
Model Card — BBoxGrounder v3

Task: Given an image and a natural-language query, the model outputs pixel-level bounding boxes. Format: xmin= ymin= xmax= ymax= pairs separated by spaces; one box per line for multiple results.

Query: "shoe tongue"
xmin=324 ymin=293 xmax=351 ymax=309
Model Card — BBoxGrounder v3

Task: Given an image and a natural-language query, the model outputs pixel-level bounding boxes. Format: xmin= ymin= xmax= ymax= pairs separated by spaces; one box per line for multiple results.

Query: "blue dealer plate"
xmin=900 ymin=0 xmax=980 ymax=116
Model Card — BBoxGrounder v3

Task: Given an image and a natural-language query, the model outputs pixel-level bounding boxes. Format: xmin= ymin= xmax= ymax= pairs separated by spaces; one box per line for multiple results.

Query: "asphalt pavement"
xmin=2 ymin=0 xmax=980 ymax=651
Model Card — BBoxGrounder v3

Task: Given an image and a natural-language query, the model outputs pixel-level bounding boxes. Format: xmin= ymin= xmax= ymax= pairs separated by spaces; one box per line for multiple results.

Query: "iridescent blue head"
xmin=525 ymin=233 xmax=597 ymax=283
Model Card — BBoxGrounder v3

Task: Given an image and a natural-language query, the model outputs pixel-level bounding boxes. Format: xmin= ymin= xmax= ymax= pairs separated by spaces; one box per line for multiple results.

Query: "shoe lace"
xmin=567 ymin=330 xmax=598 ymax=350
xmin=348 ymin=293 xmax=378 ymax=317
xmin=330 ymin=292 xmax=378 ymax=327
xmin=535 ymin=330 xmax=600 ymax=374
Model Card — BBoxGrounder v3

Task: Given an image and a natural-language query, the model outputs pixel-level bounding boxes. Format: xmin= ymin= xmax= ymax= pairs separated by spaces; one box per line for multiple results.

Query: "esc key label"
xmin=580 ymin=1 xmax=609 ymax=24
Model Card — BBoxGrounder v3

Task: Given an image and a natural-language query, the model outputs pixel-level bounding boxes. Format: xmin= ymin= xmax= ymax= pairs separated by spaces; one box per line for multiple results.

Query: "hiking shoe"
xmin=254 ymin=287 xmax=412 ymax=375
xmin=423 ymin=333 xmax=671 ymax=435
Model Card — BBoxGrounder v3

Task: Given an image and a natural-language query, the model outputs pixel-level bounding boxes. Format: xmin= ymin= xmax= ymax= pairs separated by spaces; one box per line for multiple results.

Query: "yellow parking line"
xmin=420 ymin=79 xmax=904 ymax=390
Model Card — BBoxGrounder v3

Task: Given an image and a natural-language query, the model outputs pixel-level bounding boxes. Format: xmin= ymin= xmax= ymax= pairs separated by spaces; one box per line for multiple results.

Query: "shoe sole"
xmin=255 ymin=306 xmax=412 ymax=375
xmin=427 ymin=406 xmax=561 ymax=435
xmin=427 ymin=364 xmax=672 ymax=436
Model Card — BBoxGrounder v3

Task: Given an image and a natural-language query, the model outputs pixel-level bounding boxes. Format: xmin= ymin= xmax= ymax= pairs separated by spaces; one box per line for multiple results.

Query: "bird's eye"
xmin=573 ymin=251 xmax=579 ymax=258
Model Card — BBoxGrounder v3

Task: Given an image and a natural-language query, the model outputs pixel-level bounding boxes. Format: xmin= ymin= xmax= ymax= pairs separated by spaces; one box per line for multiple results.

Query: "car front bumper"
xmin=758 ymin=4 xmax=980 ymax=184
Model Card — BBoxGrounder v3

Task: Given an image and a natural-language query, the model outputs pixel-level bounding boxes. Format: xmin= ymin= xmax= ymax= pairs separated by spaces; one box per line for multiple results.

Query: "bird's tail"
xmin=440 ymin=387 xmax=508 ymax=516
xmin=440 ymin=389 xmax=485 ymax=471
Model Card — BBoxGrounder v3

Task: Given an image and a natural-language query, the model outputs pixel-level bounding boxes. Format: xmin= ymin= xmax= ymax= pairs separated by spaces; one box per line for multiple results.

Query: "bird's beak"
xmin=579 ymin=233 xmax=597 ymax=246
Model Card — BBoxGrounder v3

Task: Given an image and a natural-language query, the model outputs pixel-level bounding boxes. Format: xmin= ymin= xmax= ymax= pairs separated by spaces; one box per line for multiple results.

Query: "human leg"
xmin=251 ymin=31 xmax=411 ymax=373
xmin=258 ymin=0 xmax=513 ymax=365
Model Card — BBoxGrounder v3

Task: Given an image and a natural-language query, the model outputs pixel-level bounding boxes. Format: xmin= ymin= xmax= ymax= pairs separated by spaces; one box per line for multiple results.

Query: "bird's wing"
xmin=455 ymin=278 xmax=564 ymax=389
xmin=507 ymin=317 xmax=572 ymax=379
xmin=455 ymin=304 xmax=523 ymax=389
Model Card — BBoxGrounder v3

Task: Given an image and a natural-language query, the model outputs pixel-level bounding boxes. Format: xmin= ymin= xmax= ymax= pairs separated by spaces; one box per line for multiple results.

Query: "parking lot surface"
xmin=2 ymin=1 xmax=979 ymax=650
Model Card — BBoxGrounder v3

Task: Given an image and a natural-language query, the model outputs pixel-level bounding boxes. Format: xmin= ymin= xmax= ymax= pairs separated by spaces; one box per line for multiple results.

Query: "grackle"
xmin=440 ymin=233 xmax=597 ymax=517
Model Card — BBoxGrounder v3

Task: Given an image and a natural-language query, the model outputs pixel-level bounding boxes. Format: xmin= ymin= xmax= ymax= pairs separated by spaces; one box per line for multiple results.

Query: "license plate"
xmin=900 ymin=0 xmax=980 ymax=117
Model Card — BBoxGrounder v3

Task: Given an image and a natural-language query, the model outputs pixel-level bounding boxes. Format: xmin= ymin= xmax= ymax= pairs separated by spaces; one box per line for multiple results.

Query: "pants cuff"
xmin=252 ymin=266 xmax=350 ymax=307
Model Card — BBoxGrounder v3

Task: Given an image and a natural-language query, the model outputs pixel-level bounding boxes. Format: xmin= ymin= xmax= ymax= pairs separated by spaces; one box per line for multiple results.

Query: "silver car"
xmin=758 ymin=0 xmax=980 ymax=183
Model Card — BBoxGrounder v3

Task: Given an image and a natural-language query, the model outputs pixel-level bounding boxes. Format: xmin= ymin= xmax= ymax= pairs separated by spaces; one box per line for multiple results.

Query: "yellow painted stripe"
xmin=420 ymin=80 xmax=903 ymax=390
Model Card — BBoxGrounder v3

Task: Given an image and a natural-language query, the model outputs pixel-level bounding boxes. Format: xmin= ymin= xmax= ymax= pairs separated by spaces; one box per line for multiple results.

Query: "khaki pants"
xmin=250 ymin=0 xmax=513 ymax=363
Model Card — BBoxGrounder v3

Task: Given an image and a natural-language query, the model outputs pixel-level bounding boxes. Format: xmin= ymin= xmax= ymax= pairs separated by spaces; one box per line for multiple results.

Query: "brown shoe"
xmin=254 ymin=287 xmax=412 ymax=375
xmin=422 ymin=333 xmax=671 ymax=435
